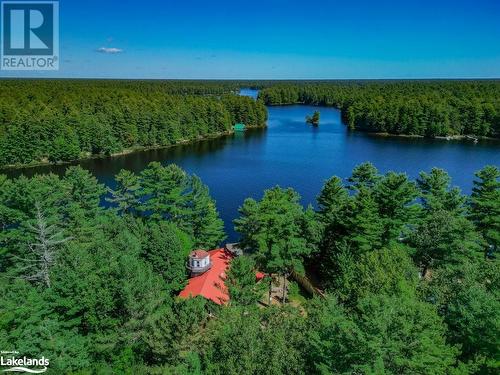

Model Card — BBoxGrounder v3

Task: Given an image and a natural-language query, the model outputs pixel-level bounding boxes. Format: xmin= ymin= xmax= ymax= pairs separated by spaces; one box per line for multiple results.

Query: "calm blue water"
xmin=239 ymin=88 xmax=259 ymax=99
xmin=6 ymin=89 xmax=500 ymax=241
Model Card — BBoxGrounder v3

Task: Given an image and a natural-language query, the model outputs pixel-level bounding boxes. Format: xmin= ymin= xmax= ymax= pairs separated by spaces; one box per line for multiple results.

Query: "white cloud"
xmin=97 ymin=47 xmax=123 ymax=54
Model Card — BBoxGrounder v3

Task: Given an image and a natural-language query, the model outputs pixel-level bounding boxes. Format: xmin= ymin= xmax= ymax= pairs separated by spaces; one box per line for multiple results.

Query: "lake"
xmin=5 ymin=89 xmax=499 ymax=241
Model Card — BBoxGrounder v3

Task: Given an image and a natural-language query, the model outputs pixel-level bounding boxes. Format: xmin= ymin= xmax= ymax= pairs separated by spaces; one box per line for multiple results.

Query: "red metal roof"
xmin=179 ymin=249 xmax=234 ymax=305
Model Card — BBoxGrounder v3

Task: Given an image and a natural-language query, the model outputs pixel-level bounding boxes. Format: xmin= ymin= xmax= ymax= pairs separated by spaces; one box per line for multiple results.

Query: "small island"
xmin=261 ymin=82 xmax=500 ymax=139
xmin=306 ymin=111 xmax=320 ymax=126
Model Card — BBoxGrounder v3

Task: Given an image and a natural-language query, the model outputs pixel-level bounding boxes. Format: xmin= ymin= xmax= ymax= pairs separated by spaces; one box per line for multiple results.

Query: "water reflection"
xmin=3 ymin=96 xmax=499 ymax=241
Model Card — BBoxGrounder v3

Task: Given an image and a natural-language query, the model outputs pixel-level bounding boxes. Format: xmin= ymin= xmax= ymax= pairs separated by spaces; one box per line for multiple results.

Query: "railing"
xmin=187 ymin=262 xmax=212 ymax=276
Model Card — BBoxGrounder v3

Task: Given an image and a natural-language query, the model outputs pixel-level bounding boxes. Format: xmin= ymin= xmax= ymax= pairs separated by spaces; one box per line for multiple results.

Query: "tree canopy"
xmin=259 ymin=81 xmax=500 ymax=137
xmin=0 ymin=80 xmax=267 ymax=168
xmin=0 ymin=163 xmax=498 ymax=374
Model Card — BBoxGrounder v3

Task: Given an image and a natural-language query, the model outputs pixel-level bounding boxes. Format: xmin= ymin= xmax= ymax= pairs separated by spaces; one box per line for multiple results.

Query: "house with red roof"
xmin=179 ymin=245 xmax=266 ymax=305
xmin=179 ymin=248 xmax=234 ymax=305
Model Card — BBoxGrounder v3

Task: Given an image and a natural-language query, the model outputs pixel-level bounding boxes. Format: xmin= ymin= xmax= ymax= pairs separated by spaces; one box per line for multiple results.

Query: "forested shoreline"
xmin=2 ymin=80 xmax=499 ymax=169
xmin=0 ymin=80 xmax=267 ymax=168
xmin=0 ymin=162 xmax=498 ymax=374
xmin=259 ymin=81 xmax=500 ymax=138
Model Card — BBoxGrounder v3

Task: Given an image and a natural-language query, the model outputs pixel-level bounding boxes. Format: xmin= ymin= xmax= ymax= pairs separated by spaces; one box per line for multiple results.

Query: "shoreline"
xmin=0 ymin=126 xmax=266 ymax=172
xmin=266 ymin=102 xmax=499 ymax=142
xmin=2 ymin=112 xmax=498 ymax=172
xmin=359 ymin=131 xmax=500 ymax=142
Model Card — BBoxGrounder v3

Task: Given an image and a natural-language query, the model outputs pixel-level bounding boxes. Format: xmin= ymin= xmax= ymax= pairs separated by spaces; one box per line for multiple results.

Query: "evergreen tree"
xmin=317 ymin=176 xmax=349 ymax=224
xmin=316 ymin=176 xmax=350 ymax=286
xmin=346 ymin=188 xmax=384 ymax=254
xmin=332 ymin=245 xmax=419 ymax=306
xmin=226 ymin=256 xmax=265 ymax=306
xmin=347 ymin=162 xmax=380 ymax=191
xmin=200 ymin=306 xmax=307 ymax=375
xmin=373 ymin=171 xmax=418 ymax=243
xmin=49 ymin=126 xmax=81 ymax=163
xmin=1 ymin=161 xmax=499 ymax=374
xmin=62 ymin=166 xmax=106 ymax=220
xmin=469 ymin=165 xmax=500 ymax=256
xmin=187 ymin=176 xmax=225 ymax=249
xmin=410 ymin=210 xmax=483 ymax=275
xmin=138 ymin=162 xmax=190 ymax=221
xmin=422 ymin=259 xmax=500 ymax=373
xmin=234 ymin=187 xmax=312 ymax=303
xmin=139 ymin=220 xmax=192 ymax=291
xmin=19 ymin=204 xmax=71 ymax=288
xmin=136 ymin=163 xmax=225 ymax=247
xmin=308 ymin=293 xmax=458 ymax=375
xmin=107 ymin=169 xmax=140 ymax=215
xmin=417 ymin=168 xmax=465 ymax=214
xmin=0 ymin=279 xmax=92 ymax=373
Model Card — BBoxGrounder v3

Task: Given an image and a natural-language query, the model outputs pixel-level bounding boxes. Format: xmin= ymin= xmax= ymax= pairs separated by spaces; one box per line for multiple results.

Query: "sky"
xmin=1 ymin=0 xmax=500 ymax=79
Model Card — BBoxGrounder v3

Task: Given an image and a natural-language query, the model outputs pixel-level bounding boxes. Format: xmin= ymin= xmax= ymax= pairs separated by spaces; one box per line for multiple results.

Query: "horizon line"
xmin=1 ymin=77 xmax=500 ymax=81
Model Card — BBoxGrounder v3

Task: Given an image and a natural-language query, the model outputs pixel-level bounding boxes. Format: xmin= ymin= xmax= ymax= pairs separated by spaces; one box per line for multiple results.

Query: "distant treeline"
xmin=259 ymin=81 xmax=500 ymax=138
xmin=0 ymin=80 xmax=267 ymax=167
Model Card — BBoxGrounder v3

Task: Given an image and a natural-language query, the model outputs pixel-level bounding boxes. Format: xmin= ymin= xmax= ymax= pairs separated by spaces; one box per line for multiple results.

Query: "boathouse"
xmin=233 ymin=123 xmax=246 ymax=131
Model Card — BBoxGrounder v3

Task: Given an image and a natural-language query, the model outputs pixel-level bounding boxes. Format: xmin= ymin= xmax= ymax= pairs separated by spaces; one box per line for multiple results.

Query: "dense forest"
xmin=2 ymin=79 xmax=499 ymax=168
xmin=0 ymin=80 xmax=267 ymax=168
xmin=259 ymin=81 xmax=500 ymax=138
xmin=1 ymin=162 xmax=498 ymax=374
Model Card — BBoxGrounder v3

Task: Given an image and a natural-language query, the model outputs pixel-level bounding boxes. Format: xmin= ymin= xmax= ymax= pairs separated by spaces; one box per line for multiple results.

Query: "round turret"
xmin=188 ymin=250 xmax=212 ymax=276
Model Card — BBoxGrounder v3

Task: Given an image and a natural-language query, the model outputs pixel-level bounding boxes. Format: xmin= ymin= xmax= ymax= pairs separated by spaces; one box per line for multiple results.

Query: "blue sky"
xmin=2 ymin=0 xmax=500 ymax=79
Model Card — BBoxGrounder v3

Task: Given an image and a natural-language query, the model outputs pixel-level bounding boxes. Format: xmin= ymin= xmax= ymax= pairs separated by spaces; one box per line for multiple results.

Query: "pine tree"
xmin=316 ymin=176 xmax=351 ymax=287
xmin=106 ymin=169 xmax=140 ymax=215
xmin=138 ymin=162 xmax=189 ymax=221
xmin=62 ymin=166 xmax=106 ymax=216
xmin=317 ymin=176 xmax=349 ymax=222
xmin=140 ymin=221 xmax=192 ymax=291
xmin=347 ymin=162 xmax=380 ymax=191
xmin=417 ymin=168 xmax=465 ymax=214
xmin=234 ymin=187 xmax=311 ymax=303
xmin=469 ymin=165 xmax=500 ymax=256
xmin=307 ymin=292 xmax=458 ymax=375
xmin=410 ymin=210 xmax=483 ymax=275
xmin=188 ymin=176 xmax=225 ymax=249
xmin=374 ymin=171 xmax=418 ymax=243
xmin=347 ymin=188 xmax=384 ymax=254
xmin=20 ymin=204 xmax=71 ymax=288
xmin=227 ymin=256 xmax=265 ymax=306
